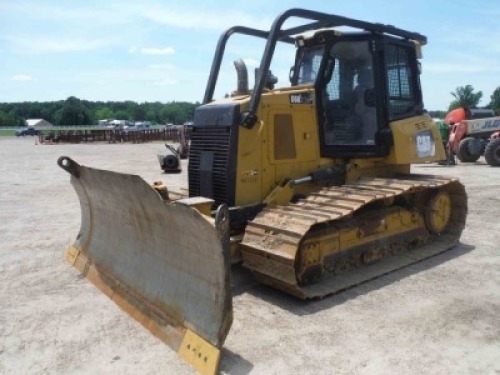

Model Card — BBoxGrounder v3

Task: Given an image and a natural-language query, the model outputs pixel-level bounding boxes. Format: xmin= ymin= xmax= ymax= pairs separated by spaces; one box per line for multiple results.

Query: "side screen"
xmin=385 ymin=44 xmax=419 ymax=120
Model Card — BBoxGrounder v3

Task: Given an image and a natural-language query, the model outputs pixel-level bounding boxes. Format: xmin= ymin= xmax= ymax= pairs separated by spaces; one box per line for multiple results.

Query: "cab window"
xmin=385 ymin=44 xmax=418 ymax=119
xmin=322 ymin=41 xmax=377 ymax=146
xmin=296 ymin=47 xmax=324 ymax=85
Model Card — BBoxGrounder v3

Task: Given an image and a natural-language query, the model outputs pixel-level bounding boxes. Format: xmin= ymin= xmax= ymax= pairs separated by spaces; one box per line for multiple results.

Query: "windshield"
xmin=296 ymin=47 xmax=324 ymax=85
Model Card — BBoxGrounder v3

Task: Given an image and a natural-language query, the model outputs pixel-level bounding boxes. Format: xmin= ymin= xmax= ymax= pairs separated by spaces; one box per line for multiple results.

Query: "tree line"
xmin=1 ymin=85 xmax=499 ymax=127
xmin=0 ymin=96 xmax=199 ymax=127
xmin=428 ymin=85 xmax=500 ymax=119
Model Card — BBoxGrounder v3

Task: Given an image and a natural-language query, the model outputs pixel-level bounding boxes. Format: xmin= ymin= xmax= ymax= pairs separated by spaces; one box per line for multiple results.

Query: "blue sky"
xmin=1 ymin=0 xmax=499 ymax=110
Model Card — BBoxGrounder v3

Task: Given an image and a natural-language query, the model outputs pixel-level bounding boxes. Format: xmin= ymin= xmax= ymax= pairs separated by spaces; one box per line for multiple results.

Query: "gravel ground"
xmin=0 ymin=136 xmax=498 ymax=375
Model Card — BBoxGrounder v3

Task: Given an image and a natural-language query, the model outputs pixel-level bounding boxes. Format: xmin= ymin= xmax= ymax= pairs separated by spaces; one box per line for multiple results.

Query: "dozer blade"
xmin=58 ymin=157 xmax=232 ymax=375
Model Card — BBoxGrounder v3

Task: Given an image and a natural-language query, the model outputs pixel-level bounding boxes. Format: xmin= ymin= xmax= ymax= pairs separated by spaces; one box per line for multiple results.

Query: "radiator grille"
xmin=188 ymin=126 xmax=232 ymax=206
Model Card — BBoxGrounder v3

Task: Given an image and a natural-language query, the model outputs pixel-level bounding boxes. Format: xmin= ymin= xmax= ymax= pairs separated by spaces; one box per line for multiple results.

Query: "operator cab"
xmin=291 ymin=31 xmax=423 ymax=158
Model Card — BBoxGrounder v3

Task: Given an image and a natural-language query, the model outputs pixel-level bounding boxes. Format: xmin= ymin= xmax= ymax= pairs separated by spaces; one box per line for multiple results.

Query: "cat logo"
xmin=289 ymin=92 xmax=313 ymax=104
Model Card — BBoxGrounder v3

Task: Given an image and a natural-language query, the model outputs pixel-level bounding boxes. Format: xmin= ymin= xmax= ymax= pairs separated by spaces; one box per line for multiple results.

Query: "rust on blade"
xmin=67 ymin=245 xmax=186 ymax=348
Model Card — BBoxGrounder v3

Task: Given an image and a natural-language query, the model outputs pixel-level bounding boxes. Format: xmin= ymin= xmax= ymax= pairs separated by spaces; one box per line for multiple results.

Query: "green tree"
xmin=488 ymin=86 xmax=500 ymax=114
xmin=114 ymin=109 xmax=131 ymax=120
xmin=448 ymin=85 xmax=483 ymax=111
xmin=160 ymin=104 xmax=182 ymax=124
xmin=133 ymin=105 xmax=147 ymax=121
xmin=0 ymin=99 xmax=199 ymax=127
xmin=95 ymin=107 xmax=115 ymax=120
xmin=0 ymin=111 xmax=21 ymax=126
xmin=57 ymin=96 xmax=92 ymax=125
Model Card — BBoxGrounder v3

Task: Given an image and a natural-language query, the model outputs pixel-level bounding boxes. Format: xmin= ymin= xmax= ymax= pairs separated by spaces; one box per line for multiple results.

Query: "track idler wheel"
xmin=424 ymin=191 xmax=451 ymax=234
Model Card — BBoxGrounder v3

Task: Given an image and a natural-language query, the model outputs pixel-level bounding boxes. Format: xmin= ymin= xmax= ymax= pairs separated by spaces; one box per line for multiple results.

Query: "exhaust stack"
xmin=233 ymin=59 xmax=249 ymax=95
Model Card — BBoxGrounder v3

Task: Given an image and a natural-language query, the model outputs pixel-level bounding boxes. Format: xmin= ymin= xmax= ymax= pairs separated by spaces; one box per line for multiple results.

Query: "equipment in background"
xmin=446 ymin=107 xmax=500 ymax=166
xmin=158 ymin=144 xmax=181 ymax=173
xmin=59 ymin=9 xmax=468 ymax=375
xmin=435 ymin=119 xmax=455 ymax=165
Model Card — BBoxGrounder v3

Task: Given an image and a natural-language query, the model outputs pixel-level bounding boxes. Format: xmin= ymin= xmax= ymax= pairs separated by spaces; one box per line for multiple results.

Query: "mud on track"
xmin=1 ymin=136 xmax=498 ymax=374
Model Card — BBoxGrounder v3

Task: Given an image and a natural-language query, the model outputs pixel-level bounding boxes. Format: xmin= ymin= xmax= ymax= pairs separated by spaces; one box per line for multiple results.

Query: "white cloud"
xmin=154 ymin=78 xmax=178 ymax=86
xmin=4 ymin=1 xmax=274 ymax=32
xmin=132 ymin=4 xmax=273 ymax=31
xmin=425 ymin=52 xmax=500 ymax=74
xmin=7 ymin=36 xmax=116 ymax=54
xmin=243 ymin=58 xmax=260 ymax=68
xmin=129 ymin=46 xmax=176 ymax=55
xmin=3 ymin=2 xmax=130 ymax=27
xmin=11 ymin=74 xmax=36 ymax=81
xmin=437 ymin=26 xmax=500 ymax=55
xmin=140 ymin=47 xmax=176 ymax=55
xmin=425 ymin=63 xmax=489 ymax=74
xmin=148 ymin=63 xmax=175 ymax=70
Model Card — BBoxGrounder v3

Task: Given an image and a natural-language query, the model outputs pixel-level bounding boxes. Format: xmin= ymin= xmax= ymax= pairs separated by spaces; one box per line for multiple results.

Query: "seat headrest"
xmin=357 ymin=68 xmax=373 ymax=86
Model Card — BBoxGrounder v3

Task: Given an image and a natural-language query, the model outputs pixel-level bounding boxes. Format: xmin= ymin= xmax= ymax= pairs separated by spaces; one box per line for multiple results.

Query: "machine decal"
xmin=416 ymin=129 xmax=435 ymax=157
xmin=289 ymin=92 xmax=313 ymax=104
xmin=470 ymin=118 xmax=500 ymax=132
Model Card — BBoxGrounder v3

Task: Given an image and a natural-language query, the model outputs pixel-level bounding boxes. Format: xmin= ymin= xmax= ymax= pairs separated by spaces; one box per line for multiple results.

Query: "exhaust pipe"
xmin=233 ymin=59 xmax=249 ymax=95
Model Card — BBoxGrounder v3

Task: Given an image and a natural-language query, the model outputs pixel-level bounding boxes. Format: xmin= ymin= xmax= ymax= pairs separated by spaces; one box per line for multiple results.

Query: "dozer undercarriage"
xmin=241 ymin=175 xmax=466 ymax=298
xmin=59 ymin=9 xmax=468 ymax=375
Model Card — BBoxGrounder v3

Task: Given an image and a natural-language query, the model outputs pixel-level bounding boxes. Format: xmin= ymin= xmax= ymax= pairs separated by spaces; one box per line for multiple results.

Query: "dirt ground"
xmin=1 ymin=136 xmax=499 ymax=375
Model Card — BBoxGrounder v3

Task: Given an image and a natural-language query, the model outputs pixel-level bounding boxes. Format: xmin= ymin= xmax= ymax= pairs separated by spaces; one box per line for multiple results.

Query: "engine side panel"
xmin=388 ymin=115 xmax=446 ymax=164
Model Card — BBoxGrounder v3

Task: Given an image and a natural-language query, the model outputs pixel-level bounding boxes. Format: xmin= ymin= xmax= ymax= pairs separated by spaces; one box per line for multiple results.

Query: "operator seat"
xmin=351 ymin=67 xmax=377 ymax=144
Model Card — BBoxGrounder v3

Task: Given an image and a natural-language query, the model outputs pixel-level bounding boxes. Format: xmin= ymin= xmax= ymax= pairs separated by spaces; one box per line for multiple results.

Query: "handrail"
xmin=202 ymin=26 xmax=294 ymax=105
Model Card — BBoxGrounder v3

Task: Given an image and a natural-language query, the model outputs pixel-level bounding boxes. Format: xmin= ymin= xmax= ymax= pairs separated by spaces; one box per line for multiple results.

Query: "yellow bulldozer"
xmin=58 ymin=9 xmax=467 ymax=375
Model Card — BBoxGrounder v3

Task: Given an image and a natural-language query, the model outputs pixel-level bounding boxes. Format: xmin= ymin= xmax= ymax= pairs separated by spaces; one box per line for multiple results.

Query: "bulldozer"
xmin=58 ymin=9 xmax=467 ymax=375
